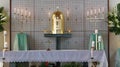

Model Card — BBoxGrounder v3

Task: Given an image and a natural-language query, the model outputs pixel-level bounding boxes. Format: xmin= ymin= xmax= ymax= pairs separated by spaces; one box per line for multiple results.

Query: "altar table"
xmin=0 ymin=50 xmax=108 ymax=67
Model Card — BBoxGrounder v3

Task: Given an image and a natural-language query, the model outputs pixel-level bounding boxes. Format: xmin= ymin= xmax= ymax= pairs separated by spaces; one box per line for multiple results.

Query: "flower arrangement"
xmin=0 ymin=7 xmax=7 ymax=32
xmin=108 ymin=3 xmax=120 ymax=35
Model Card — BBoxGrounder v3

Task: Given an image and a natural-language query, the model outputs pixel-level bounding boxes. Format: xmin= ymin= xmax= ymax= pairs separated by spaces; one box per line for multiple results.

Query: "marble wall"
xmin=11 ymin=0 xmax=108 ymax=55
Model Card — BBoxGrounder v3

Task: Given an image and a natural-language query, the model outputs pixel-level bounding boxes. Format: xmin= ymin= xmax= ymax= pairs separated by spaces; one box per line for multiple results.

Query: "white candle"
xmin=24 ymin=9 xmax=27 ymax=17
xmin=3 ymin=50 xmax=5 ymax=58
xmin=4 ymin=31 xmax=7 ymax=46
xmin=28 ymin=11 xmax=31 ymax=17
xmin=20 ymin=9 xmax=23 ymax=16
xmin=95 ymin=29 xmax=98 ymax=50
xmin=98 ymin=8 xmax=101 ymax=14
xmin=4 ymin=42 xmax=7 ymax=49
xmin=90 ymin=9 xmax=93 ymax=16
xmin=14 ymin=8 xmax=17 ymax=14
xmin=92 ymin=41 xmax=95 ymax=47
xmin=4 ymin=31 xmax=7 ymax=49
xmin=98 ymin=36 xmax=102 ymax=50
xmin=98 ymin=36 xmax=101 ymax=42
xmin=94 ymin=9 xmax=97 ymax=15
xmin=87 ymin=11 xmax=89 ymax=17
xmin=91 ymin=41 xmax=94 ymax=59
xmin=17 ymin=8 xmax=20 ymax=15
xmin=95 ymin=29 xmax=98 ymax=34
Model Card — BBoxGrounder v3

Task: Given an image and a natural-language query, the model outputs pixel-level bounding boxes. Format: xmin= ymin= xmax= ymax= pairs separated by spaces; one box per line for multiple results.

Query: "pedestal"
xmin=44 ymin=34 xmax=71 ymax=67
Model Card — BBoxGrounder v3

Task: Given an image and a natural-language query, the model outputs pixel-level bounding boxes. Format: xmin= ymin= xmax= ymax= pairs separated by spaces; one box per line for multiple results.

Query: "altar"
xmin=0 ymin=50 xmax=108 ymax=67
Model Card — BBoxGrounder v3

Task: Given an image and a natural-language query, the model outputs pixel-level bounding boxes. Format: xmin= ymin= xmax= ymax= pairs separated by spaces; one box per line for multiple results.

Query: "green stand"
xmin=44 ymin=34 xmax=71 ymax=67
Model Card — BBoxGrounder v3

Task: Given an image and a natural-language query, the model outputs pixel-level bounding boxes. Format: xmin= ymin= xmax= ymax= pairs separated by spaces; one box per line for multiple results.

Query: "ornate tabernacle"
xmin=51 ymin=7 xmax=64 ymax=34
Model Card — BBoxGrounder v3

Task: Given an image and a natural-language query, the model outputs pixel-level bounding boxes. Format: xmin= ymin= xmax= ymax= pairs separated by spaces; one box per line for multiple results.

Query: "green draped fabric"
xmin=89 ymin=33 xmax=104 ymax=50
xmin=13 ymin=33 xmax=28 ymax=50
xmin=10 ymin=33 xmax=28 ymax=67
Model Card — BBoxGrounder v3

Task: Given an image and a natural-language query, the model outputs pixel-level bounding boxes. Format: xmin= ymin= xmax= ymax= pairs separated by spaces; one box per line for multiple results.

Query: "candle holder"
xmin=13 ymin=8 xmax=31 ymax=32
xmin=91 ymin=41 xmax=95 ymax=59
xmin=86 ymin=7 xmax=105 ymax=20
xmin=86 ymin=7 xmax=105 ymax=29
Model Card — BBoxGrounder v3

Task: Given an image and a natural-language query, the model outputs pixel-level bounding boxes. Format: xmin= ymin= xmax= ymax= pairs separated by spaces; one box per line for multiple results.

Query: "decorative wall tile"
xmin=11 ymin=0 xmax=108 ymax=52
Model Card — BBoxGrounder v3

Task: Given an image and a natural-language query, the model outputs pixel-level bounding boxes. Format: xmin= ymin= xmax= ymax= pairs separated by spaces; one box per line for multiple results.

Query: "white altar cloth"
xmin=0 ymin=50 xmax=108 ymax=67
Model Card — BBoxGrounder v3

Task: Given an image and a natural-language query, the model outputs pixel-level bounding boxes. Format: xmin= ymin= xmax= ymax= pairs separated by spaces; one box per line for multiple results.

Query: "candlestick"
xmin=24 ymin=9 xmax=27 ymax=17
xmin=17 ymin=8 xmax=20 ymax=15
xmin=95 ymin=29 xmax=98 ymax=50
xmin=4 ymin=31 xmax=7 ymax=49
xmin=20 ymin=9 xmax=23 ymax=16
xmin=92 ymin=41 xmax=95 ymax=47
xmin=4 ymin=42 xmax=7 ymax=49
xmin=87 ymin=11 xmax=89 ymax=17
xmin=98 ymin=35 xmax=101 ymax=50
xmin=94 ymin=9 xmax=97 ymax=15
xmin=14 ymin=8 xmax=17 ymax=14
xmin=2 ymin=50 xmax=5 ymax=58
xmin=98 ymin=8 xmax=101 ymax=14
xmin=90 ymin=9 xmax=93 ymax=16
xmin=28 ymin=11 xmax=31 ymax=17
xmin=91 ymin=41 xmax=94 ymax=59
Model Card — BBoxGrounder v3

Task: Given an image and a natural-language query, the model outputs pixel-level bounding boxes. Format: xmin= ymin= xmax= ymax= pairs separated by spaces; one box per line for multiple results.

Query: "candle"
xmin=14 ymin=8 xmax=17 ymax=14
xmin=4 ymin=42 xmax=7 ymax=49
xmin=95 ymin=29 xmax=98 ymax=50
xmin=4 ymin=31 xmax=7 ymax=47
xmin=98 ymin=8 xmax=101 ymax=14
xmin=28 ymin=11 xmax=31 ymax=17
xmin=87 ymin=11 xmax=89 ymax=17
xmin=95 ymin=29 xmax=98 ymax=34
xmin=3 ymin=50 xmax=5 ymax=58
xmin=20 ymin=9 xmax=23 ymax=16
xmin=98 ymin=35 xmax=101 ymax=42
xmin=17 ymin=8 xmax=20 ymax=15
xmin=98 ymin=36 xmax=102 ymax=50
xmin=94 ymin=9 xmax=97 ymax=15
xmin=4 ymin=31 xmax=7 ymax=49
xmin=90 ymin=9 xmax=93 ymax=16
xmin=24 ymin=9 xmax=27 ymax=17
xmin=92 ymin=41 xmax=95 ymax=47
xmin=91 ymin=41 xmax=94 ymax=59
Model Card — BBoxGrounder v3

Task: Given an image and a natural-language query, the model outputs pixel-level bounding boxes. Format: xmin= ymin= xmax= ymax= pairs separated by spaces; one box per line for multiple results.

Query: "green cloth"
xmin=13 ymin=33 xmax=28 ymax=50
xmin=89 ymin=33 xmax=104 ymax=50
xmin=11 ymin=33 xmax=28 ymax=67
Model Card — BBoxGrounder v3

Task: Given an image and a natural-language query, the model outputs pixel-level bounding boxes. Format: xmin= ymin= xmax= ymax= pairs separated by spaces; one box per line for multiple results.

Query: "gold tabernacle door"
xmin=51 ymin=9 xmax=64 ymax=34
